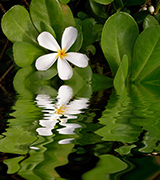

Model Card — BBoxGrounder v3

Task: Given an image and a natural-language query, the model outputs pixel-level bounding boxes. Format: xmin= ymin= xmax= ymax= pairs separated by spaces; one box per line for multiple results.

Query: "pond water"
xmin=0 ymin=81 xmax=160 ymax=180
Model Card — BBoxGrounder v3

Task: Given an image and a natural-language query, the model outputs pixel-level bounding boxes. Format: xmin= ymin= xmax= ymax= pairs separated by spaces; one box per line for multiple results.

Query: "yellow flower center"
xmin=57 ymin=49 xmax=67 ymax=59
xmin=56 ymin=105 xmax=67 ymax=115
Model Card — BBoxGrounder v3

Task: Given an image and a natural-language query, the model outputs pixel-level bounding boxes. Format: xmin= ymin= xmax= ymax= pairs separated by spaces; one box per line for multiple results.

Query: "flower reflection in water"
xmin=35 ymin=85 xmax=89 ymax=143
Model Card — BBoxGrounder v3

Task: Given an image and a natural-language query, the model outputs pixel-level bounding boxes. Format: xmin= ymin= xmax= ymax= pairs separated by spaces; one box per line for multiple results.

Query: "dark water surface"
xmin=0 ymin=83 xmax=160 ymax=180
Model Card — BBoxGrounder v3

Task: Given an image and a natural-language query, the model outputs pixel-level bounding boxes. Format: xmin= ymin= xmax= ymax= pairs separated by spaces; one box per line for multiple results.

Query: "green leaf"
xmin=13 ymin=42 xmax=45 ymax=67
xmin=91 ymin=73 xmax=113 ymax=92
xmin=1 ymin=5 xmax=38 ymax=44
xmin=69 ymin=25 xmax=83 ymax=52
xmin=113 ymin=0 xmax=124 ymax=10
xmin=13 ymin=66 xmax=35 ymax=98
xmin=114 ymin=55 xmax=128 ymax=95
xmin=61 ymin=3 xmax=75 ymax=28
xmin=28 ymin=63 xmax=57 ymax=82
xmin=38 ymin=22 xmax=56 ymax=38
xmin=89 ymin=0 xmax=108 ymax=18
xmin=143 ymin=15 xmax=159 ymax=29
xmin=65 ymin=66 xmax=92 ymax=96
xmin=101 ymin=12 xmax=139 ymax=75
xmin=140 ymin=66 xmax=160 ymax=85
xmin=131 ymin=26 xmax=160 ymax=83
xmin=92 ymin=0 xmax=114 ymax=5
xmin=66 ymin=66 xmax=92 ymax=84
xmin=30 ymin=0 xmax=64 ymax=42
xmin=94 ymin=24 xmax=103 ymax=41
xmin=86 ymin=45 xmax=96 ymax=55
xmin=77 ymin=12 xmax=89 ymax=20
xmin=133 ymin=11 xmax=149 ymax=25
xmin=79 ymin=18 xmax=97 ymax=48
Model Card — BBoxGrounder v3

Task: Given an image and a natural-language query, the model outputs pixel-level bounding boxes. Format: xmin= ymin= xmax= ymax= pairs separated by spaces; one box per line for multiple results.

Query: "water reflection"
xmin=1 ymin=77 xmax=160 ymax=179
xmin=35 ymin=85 xmax=89 ymax=141
xmin=96 ymin=84 xmax=160 ymax=155
xmin=0 ymin=82 xmax=93 ymax=179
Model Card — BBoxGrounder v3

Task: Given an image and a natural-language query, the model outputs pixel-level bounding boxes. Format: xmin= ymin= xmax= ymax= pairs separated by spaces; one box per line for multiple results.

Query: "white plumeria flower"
xmin=35 ymin=26 xmax=89 ymax=80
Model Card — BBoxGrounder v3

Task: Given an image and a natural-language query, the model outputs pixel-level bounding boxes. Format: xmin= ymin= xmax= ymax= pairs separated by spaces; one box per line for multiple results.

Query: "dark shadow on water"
xmin=55 ymin=151 xmax=99 ymax=180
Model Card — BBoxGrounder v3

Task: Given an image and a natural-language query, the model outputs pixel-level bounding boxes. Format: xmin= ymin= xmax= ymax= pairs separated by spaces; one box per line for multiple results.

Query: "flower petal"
xmin=57 ymin=85 xmax=73 ymax=106
xmin=61 ymin=27 xmax=78 ymax=52
xmin=57 ymin=58 xmax=73 ymax=80
xmin=35 ymin=53 xmax=58 ymax=71
xmin=38 ymin=32 xmax=60 ymax=51
xmin=66 ymin=52 xmax=89 ymax=67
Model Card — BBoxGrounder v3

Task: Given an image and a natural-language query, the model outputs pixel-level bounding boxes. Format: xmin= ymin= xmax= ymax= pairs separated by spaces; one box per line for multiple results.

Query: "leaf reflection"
xmin=96 ymin=84 xmax=160 ymax=155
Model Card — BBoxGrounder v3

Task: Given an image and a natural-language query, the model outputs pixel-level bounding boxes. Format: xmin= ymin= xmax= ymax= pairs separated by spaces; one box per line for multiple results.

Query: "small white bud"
xmin=148 ymin=6 xmax=155 ymax=14
xmin=142 ymin=6 xmax=147 ymax=11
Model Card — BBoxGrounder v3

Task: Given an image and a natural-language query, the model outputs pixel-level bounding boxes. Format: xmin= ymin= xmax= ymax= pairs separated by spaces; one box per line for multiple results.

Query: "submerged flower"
xmin=35 ymin=26 xmax=89 ymax=80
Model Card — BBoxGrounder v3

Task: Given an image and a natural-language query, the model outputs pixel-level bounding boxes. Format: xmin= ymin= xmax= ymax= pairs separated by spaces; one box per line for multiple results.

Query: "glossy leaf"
xmin=92 ymin=0 xmax=114 ymax=5
xmin=79 ymin=18 xmax=97 ymax=48
xmin=77 ymin=12 xmax=89 ymax=20
xmin=94 ymin=24 xmax=103 ymax=41
xmin=65 ymin=66 xmax=92 ymax=96
xmin=101 ymin=12 xmax=139 ymax=75
xmin=30 ymin=0 xmax=64 ymax=42
xmin=89 ymin=0 xmax=108 ymax=18
xmin=113 ymin=0 xmax=124 ymax=9
xmin=13 ymin=66 xmax=35 ymax=99
xmin=61 ymin=3 xmax=75 ymax=28
xmin=86 ymin=45 xmax=96 ymax=55
xmin=131 ymin=26 xmax=160 ymax=83
xmin=69 ymin=25 xmax=83 ymax=52
xmin=70 ymin=66 xmax=92 ymax=82
xmin=92 ymin=73 xmax=113 ymax=92
xmin=13 ymin=42 xmax=45 ymax=67
xmin=1 ymin=5 xmax=38 ymax=44
xmin=114 ymin=55 xmax=128 ymax=95
xmin=133 ymin=11 xmax=149 ymax=24
xmin=143 ymin=15 xmax=159 ymax=29
xmin=38 ymin=22 xmax=56 ymax=38
xmin=28 ymin=63 xmax=57 ymax=82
